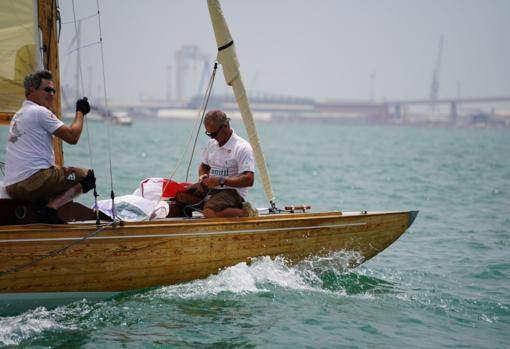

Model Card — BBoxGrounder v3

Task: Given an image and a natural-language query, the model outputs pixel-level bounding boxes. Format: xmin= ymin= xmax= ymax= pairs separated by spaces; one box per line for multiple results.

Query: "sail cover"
xmin=0 ymin=0 xmax=41 ymax=118
xmin=207 ymin=0 xmax=275 ymax=205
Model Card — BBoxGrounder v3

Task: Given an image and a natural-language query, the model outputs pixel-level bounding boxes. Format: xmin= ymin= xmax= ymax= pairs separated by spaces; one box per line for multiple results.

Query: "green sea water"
xmin=0 ymin=119 xmax=509 ymax=348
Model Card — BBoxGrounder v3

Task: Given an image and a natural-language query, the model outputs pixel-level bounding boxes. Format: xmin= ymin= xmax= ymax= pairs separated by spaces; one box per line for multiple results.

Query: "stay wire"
xmin=66 ymin=41 xmax=102 ymax=55
xmin=151 ymin=62 xmax=217 ymax=219
xmin=71 ymin=0 xmax=93 ymax=171
xmin=95 ymin=0 xmax=117 ymax=219
xmin=71 ymin=0 xmax=99 ymax=224
xmin=61 ymin=11 xmax=97 ymax=25
xmin=184 ymin=61 xmax=218 ymax=182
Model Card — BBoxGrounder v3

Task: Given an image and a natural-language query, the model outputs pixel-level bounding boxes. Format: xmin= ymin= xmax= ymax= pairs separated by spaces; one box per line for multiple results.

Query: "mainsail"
xmin=0 ymin=0 xmax=63 ymax=165
xmin=0 ymin=0 xmax=40 ymax=121
xmin=207 ymin=0 xmax=276 ymax=208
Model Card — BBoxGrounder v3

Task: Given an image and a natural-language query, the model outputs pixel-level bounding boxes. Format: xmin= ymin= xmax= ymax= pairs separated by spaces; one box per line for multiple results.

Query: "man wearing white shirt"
xmin=198 ymin=110 xmax=257 ymax=218
xmin=4 ymin=70 xmax=94 ymax=223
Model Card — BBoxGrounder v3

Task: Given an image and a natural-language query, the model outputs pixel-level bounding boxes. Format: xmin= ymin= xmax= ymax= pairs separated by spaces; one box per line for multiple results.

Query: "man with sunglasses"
xmin=197 ymin=109 xmax=257 ymax=218
xmin=3 ymin=70 xmax=94 ymax=224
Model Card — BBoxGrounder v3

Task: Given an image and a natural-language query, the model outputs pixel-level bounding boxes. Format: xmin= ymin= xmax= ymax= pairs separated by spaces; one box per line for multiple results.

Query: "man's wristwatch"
xmin=219 ymin=177 xmax=225 ymax=187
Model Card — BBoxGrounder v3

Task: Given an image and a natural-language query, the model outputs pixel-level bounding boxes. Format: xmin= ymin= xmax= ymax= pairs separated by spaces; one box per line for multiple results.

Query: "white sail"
xmin=207 ymin=0 xmax=275 ymax=207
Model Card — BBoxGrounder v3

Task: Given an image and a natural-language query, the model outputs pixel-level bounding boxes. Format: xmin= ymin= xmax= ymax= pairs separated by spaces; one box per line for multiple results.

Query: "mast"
xmin=38 ymin=0 xmax=63 ymax=166
xmin=207 ymin=0 xmax=276 ymax=209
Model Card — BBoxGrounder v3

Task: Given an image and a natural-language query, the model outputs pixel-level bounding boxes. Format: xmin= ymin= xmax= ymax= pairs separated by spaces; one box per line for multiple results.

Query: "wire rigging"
xmin=163 ymin=62 xmax=218 ymax=183
xmin=70 ymin=0 xmax=92 ymax=170
xmin=65 ymin=2 xmax=218 ymax=220
xmin=151 ymin=62 xmax=218 ymax=219
xmin=95 ymin=0 xmax=117 ymax=219
xmin=185 ymin=62 xmax=218 ymax=182
xmin=66 ymin=41 xmax=102 ymax=55
xmin=70 ymin=0 xmax=100 ymax=224
xmin=61 ymin=11 xmax=98 ymax=25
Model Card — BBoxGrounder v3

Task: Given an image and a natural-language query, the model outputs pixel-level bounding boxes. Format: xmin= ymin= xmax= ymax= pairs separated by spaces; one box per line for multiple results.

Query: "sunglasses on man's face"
xmin=42 ymin=87 xmax=56 ymax=94
xmin=205 ymin=124 xmax=225 ymax=138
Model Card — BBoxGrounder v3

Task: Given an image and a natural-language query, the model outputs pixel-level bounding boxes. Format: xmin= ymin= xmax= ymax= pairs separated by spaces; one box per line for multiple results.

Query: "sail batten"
xmin=207 ymin=0 xmax=275 ymax=205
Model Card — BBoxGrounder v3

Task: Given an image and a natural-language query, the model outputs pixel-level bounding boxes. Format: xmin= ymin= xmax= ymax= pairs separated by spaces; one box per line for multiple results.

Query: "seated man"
xmin=3 ymin=70 xmax=95 ymax=224
xmin=197 ymin=109 xmax=257 ymax=218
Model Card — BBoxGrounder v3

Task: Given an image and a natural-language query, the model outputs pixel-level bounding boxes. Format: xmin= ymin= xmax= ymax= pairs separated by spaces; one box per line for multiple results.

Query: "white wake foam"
xmin=0 ymin=307 xmax=67 ymax=346
xmin=150 ymin=251 xmax=363 ymax=300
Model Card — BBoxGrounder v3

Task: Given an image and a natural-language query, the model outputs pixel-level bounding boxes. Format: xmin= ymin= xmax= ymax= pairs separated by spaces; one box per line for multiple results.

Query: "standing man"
xmin=3 ymin=70 xmax=95 ymax=224
xmin=198 ymin=109 xmax=257 ymax=218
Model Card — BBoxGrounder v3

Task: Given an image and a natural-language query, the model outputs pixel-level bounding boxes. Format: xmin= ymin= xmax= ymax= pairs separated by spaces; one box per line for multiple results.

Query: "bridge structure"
xmin=94 ymin=93 xmax=510 ymax=127
xmin=383 ymin=96 xmax=510 ymax=125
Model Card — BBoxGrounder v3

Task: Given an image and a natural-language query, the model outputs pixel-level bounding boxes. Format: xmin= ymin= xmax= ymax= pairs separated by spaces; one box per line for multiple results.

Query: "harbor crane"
xmin=429 ymin=36 xmax=443 ymax=111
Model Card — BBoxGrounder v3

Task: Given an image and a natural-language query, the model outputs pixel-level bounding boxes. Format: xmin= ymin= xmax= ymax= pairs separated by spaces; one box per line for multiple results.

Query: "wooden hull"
xmin=0 ymin=210 xmax=417 ymax=314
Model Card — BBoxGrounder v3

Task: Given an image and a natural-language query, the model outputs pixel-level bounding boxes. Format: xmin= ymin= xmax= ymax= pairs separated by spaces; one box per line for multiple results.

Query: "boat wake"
xmin=0 ymin=306 xmax=74 ymax=346
xmin=147 ymin=250 xmax=394 ymax=300
xmin=0 ymin=252 xmax=397 ymax=347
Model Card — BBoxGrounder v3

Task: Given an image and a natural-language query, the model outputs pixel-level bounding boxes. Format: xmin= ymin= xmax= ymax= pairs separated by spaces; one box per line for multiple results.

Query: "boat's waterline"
xmin=0 ymin=292 xmax=119 ymax=316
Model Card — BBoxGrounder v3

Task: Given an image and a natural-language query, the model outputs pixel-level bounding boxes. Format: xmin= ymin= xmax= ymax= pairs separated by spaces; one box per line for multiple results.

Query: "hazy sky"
xmin=58 ymin=0 xmax=510 ymax=105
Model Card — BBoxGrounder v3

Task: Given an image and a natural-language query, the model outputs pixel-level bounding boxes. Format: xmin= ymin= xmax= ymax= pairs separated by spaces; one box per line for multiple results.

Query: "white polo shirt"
xmin=4 ymin=100 xmax=64 ymax=186
xmin=202 ymin=130 xmax=255 ymax=199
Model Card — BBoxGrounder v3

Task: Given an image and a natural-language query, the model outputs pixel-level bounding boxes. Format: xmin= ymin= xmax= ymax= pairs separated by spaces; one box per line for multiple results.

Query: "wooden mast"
xmin=38 ymin=0 xmax=63 ymax=166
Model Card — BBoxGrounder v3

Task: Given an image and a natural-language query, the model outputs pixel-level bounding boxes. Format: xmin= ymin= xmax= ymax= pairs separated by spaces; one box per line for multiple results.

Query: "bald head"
xmin=204 ymin=110 xmax=230 ymax=128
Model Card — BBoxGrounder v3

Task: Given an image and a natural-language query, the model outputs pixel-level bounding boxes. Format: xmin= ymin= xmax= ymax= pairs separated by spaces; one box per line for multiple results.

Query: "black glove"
xmin=76 ymin=97 xmax=90 ymax=115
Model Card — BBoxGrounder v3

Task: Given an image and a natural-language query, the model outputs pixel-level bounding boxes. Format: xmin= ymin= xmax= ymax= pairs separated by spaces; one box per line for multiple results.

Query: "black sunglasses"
xmin=205 ymin=124 xmax=225 ymax=138
xmin=42 ymin=87 xmax=56 ymax=94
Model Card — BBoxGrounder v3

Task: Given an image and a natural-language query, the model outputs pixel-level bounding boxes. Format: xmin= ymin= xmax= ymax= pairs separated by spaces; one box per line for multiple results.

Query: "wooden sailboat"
xmin=0 ymin=0 xmax=418 ymax=315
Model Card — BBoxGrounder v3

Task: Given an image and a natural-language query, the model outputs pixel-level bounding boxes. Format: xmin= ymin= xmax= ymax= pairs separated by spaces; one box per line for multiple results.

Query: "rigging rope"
xmin=70 ymin=0 xmax=99 ymax=224
xmin=0 ymin=221 xmax=118 ymax=278
xmin=185 ymin=62 xmax=218 ymax=182
xmin=163 ymin=62 xmax=218 ymax=183
xmin=66 ymin=41 xmax=102 ymax=55
xmin=71 ymin=0 xmax=93 ymax=170
xmin=95 ymin=0 xmax=117 ymax=219
xmin=150 ymin=62 xmax=218 ymax=219
xmin=61 ymin=12 xmax=97 ymax=25
xmin=65 ymin=1 xmax=115 ymax=223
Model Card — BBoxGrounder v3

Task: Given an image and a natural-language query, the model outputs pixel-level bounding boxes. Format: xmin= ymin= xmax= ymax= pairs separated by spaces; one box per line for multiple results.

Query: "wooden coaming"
xmin=0 ymin=211 xmax=412 ymax=293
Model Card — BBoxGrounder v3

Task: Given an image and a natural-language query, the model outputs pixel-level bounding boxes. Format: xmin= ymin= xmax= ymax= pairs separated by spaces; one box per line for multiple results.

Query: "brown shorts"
xmin=204 ymin=189 xmax=244 ymax=212
xmin=6 ymin=166 xmax=88 ymax=202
